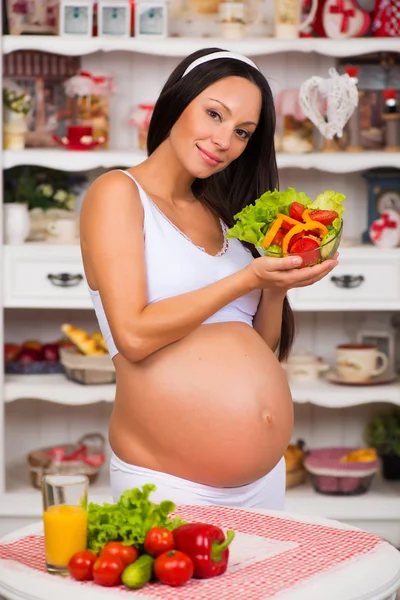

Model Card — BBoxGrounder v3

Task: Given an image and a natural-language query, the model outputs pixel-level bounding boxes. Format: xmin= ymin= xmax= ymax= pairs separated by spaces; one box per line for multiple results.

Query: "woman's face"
xmin=169 ymin=76 xmax=262 ymax=178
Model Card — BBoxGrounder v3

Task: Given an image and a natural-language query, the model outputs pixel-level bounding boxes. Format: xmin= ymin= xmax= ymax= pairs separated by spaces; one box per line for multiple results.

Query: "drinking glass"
xmin=42 ymin=474 xmax=89 ymax=575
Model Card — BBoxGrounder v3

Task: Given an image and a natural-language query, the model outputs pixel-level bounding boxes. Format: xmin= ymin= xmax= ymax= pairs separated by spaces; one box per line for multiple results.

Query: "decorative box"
xmin=98 ymin=0 xmax=131 ymax=36
xmin=59 ymin=0 xmax=94 ymax=36
xmin=135 ymin=0 xmax=168 ymax=38
xmin=6 ymin=0 xmax=59 ymax=35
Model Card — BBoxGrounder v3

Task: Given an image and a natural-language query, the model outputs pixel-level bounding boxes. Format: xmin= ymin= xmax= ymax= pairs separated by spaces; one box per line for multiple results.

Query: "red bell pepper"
xmin=172 ymin=523 xmax=235 ymax=579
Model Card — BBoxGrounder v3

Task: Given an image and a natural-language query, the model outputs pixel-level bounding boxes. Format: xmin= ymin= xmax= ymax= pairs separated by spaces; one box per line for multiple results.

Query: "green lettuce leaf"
xmin=226 ymin=187 xmax=312 ymax=247
xmin=227 ymin=187 xmax=345 ymax=248
xmin=310 ymin=191 xmax=346 ymax=233
xmin=86 ymin=484 xmax=185 ymax=555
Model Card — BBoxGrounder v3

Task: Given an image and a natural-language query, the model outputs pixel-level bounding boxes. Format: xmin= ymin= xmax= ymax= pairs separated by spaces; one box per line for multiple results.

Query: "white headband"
xmin=181 ymin=51 xmax=259 ymax=78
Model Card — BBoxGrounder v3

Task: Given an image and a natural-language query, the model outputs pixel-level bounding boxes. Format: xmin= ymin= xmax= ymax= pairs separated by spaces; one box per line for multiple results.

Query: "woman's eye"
xmin=207 ymin=109 xmax=221 ymax=120
xmin=236 ymin=129 xmax=250 ymax=140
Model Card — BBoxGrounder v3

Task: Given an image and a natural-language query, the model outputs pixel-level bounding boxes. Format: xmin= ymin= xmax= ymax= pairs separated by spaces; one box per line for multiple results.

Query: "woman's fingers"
xmin=289 ymin=260 xmax=338 ymax=288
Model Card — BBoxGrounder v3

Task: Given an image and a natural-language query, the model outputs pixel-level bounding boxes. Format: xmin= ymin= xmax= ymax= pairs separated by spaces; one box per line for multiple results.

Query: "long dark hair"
xmin=147 ymin=47 xmax=295 ymax=361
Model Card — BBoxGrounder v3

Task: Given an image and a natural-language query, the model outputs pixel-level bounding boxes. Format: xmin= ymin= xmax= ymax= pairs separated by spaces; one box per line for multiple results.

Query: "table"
xmin=1 ymin=505 xmax=400 ymax=600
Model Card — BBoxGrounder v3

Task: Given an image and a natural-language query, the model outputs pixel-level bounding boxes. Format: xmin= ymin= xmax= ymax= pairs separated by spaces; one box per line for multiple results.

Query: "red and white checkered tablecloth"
xmin=0 ymin=504 xmax=386 ymax=600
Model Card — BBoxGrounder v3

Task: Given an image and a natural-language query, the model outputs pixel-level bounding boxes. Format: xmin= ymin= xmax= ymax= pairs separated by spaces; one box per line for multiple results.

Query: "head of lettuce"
xmin=226 ymin=187 xmax=345 ymax=263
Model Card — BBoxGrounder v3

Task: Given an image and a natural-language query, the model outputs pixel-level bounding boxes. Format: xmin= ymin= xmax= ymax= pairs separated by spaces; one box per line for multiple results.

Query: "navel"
xmin=261 ymin=409 xmax=273 ymax=425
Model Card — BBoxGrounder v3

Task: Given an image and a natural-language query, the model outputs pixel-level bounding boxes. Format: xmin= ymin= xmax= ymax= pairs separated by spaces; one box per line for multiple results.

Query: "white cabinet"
xmin=289 ymin=247 xmax=400 ymax=311
xmin=1 ymin=35 xmax=400 ymax=546
xmin=3 ymin=245 xmax=90 ymax=309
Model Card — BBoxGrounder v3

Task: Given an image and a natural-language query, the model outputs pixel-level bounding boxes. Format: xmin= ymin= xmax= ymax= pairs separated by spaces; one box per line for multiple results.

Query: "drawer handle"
xmin=47 ymin=273 xmax=84 ymax=287
xmin=330 ymin=274 xmax=364 ymax=289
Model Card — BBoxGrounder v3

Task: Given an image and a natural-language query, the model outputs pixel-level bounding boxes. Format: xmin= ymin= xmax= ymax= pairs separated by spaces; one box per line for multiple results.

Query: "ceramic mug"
xmin=274 ymin=0 xmax=319 ymax=39
xmin=46 ymin=217 xmax=77 ymax=242
xmin=335 ymin=344 xmax=389 ymax=382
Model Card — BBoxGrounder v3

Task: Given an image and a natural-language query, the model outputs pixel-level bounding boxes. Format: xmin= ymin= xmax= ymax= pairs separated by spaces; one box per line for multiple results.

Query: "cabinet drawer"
xmin=3 ymin=245 xmax=91 ymax=308
xmin=290 ymin=258 xmax=400 ymax=310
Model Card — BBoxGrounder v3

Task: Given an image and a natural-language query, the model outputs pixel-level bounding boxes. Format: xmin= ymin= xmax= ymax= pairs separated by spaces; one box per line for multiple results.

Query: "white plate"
xmin=324 ymin=371 xmax=398 ymax=386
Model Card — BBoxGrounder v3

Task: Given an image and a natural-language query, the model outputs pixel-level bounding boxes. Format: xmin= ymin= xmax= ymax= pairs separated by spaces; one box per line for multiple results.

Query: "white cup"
xmin=336 ymin=344 xmax=389 ymax=382
xmin=46 ymin=218 xmax=77 ymax=242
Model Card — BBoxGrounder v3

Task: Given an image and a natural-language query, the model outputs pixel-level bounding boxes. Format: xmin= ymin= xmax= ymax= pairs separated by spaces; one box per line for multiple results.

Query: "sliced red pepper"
xmin=173 ymin=523 xmax=235 ymax=579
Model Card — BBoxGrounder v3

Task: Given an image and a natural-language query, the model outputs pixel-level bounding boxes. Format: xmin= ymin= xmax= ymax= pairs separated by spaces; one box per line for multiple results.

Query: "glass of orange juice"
xmin=42 ymin=474 xmax=89 ymax=575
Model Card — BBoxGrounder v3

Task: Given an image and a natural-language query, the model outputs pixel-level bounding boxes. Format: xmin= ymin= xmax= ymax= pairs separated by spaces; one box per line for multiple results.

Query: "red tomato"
xmin=288 ymin=232 xmax=304 ymax=251
xmin=154 ymin=550 xmax=194 ymax=587
xmin=280 ymin=220 xmax=294 ymax=231
xmin=144 ymin=527 xmax=175 ymax=557
xmin=92 ymin=555 xmax=125 ymax=587
xmin=289 ymin=202 xmax=305 ymax=222
xmin=290 ymin=236 xmax=321 ymax=266
xmin=308 ymin=209 xmax=338 ymax=225
xmin=68 ymin=550 xmax=97 ymax=581
xmin=100 ymin=541 xmax=139 ymax=566
xmin=271 ymin=228 xmax=286 ymax=247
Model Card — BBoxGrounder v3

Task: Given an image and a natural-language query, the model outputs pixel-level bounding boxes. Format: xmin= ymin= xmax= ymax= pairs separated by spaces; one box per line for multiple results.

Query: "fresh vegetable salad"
xmin=227 ymin=188 xmax=345 ymax=266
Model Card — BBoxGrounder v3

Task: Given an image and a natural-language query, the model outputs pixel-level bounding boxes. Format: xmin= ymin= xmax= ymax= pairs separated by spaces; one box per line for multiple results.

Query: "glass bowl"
xmin=257 ymin=222 xmax=343 ymax=267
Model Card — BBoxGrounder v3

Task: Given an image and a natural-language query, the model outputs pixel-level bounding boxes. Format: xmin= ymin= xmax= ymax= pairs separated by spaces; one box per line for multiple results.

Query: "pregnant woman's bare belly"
xmin=109 ymin=322 xmax=293 ymax=487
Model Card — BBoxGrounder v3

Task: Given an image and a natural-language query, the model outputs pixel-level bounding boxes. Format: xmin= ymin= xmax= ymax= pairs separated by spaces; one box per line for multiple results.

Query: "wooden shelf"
xmin=4 ymin=374 xmax=116 ymax=405
xmin=3 ymin=35 xmax=400 ymax=58
xmin=4 ymin=372 xmax=400 ymax=407
xmin=4 ymin=148 xmax=400 ymax=174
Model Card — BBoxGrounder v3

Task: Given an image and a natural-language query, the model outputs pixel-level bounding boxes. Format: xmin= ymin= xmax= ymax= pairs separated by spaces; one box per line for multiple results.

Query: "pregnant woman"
xmin=80 ymin=48 xmax=338 ymax=509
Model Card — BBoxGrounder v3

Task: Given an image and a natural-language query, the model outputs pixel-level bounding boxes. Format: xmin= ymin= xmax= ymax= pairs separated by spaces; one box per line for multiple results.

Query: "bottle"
xmin=382 ymin=89 xmax=400 ymax=152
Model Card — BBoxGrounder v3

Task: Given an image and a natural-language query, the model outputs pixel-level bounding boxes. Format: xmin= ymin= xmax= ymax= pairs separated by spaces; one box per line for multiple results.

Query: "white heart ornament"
xmin=323 ymin=0 xmax=371 ymax=38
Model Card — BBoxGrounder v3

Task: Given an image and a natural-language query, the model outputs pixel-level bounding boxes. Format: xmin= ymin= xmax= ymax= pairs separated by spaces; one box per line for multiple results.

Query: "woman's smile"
xmin=196 ymin=144 xmax=223 ymax=167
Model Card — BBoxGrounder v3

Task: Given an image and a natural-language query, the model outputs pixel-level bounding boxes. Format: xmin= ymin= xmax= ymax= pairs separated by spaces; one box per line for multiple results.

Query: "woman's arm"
xmin=80 ymin=171 xmax=337 ymax=363
xmin=80 ymin=172 xmax=256 ymax=363
xmin=253 ymin=289 xmax=287 ymax=353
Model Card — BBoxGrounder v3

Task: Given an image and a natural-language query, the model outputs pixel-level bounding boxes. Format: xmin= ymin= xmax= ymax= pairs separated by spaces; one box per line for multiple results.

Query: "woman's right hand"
xmin=246 ymin=254 xmax=339 ymax=292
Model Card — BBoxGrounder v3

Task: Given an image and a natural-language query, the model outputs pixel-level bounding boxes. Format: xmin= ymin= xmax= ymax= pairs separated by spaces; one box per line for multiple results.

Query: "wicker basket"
xmin=59 ymin=346 xmax=115 ymax=385
xmin=27 ymin=433 xmax=106 ymax=489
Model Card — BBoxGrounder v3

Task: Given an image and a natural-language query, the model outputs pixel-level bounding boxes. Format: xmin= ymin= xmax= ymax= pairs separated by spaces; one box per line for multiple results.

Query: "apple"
xmin=41 ymin=343 xmax=60 ymax=362
xmin=23 ymin=340 xmax=43 ymax=351
xmin=4 ymin=343 xmax=21 ymax=364
xmin=16 ymin=347 xmax=42 ymax=363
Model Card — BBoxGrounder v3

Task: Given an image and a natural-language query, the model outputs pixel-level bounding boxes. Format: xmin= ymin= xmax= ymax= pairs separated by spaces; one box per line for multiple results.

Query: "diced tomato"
xmin=290 ymin=236 xmax=321 ymax=266
xmin=289 ymin=202 xmax=305 ymax=222
xmin=308 ymin=210 xmax=338 ymax=225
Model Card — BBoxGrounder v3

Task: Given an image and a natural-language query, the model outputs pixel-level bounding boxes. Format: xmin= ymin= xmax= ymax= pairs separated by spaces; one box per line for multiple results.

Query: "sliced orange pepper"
xmin=276 ymin=213 xmax=304 ymax=226
xmin=262 ymin=211 xmax=328 ymax=253
xmin=281 ymin=212 xmax=328 ymax=254
xmin=282 ymin=225 xmax=306 ymax=254
xmin=261 ymin=217 xmax=283 ymax=248
xmin=302 ymin=209 xmax=328 ymax=237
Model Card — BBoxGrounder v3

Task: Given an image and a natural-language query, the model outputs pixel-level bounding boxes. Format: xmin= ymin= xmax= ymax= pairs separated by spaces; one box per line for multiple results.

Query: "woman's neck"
xmin=134 ymin=139 xmax=195 ymax=203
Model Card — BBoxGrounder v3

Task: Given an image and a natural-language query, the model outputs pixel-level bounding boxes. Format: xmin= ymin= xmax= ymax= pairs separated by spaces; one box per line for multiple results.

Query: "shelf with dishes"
xmin=4 ymin=372 xmax=400 ymax=407
xmin=4 ymin=148 xmax=400 ymax=173
xmin=3 ymin=35 xmax=400 ymax=59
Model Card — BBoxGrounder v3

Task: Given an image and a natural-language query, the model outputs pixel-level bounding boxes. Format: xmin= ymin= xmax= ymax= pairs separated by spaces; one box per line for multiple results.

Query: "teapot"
xmin=282 ymin=350 xmax=329 ymax=382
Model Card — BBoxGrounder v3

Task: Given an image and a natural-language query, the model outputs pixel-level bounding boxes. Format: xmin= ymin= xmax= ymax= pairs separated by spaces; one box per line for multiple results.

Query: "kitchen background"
xmin=1 ymin=0 xmax=400 ymax=550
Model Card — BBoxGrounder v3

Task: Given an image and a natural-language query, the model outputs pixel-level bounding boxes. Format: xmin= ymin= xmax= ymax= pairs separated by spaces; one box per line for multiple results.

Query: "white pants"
xmin=110 ymin=452 xmax=286 ymax=510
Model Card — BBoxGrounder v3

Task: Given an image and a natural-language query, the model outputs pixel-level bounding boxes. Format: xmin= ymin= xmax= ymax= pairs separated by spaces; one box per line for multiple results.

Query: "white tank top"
xmin=87 ymin=170 xmax=261 ymax=358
